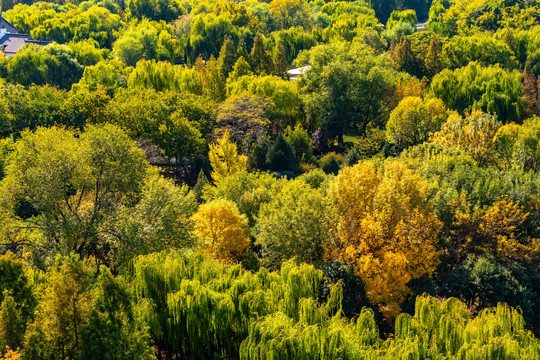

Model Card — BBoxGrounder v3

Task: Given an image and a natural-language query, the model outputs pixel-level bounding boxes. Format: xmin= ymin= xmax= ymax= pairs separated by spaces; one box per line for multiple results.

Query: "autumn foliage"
xmin=326 ymin=161 xmax=441 ymax=317
xmin=191 ymin=199 xmax=251 ymax=261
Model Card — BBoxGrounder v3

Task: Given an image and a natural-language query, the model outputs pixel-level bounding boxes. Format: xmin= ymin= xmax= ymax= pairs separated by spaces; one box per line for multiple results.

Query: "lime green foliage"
xmin=430 ymin=62 xmax=524 ymax=123
xmin=6 ymin=44 xmax=83 ymax=89
xmin=442 ymin=33 xmax=519 ymax=70
xmin=113 ymin=20 xmax=172 ymax=67
xmin=128 ymin=59 xmax=202 ymax=93
xmin=0 ymin=125 xmax=149 ymax=262
xmin=132 ymin=251 xmax=337 ymax=359
xmin=134 ymin=251 xmax=540 ymax=359
xmin=202 ymin=170 xmax=279 ymax=226
xmin=285 ymin=124 xmax=313 ymax=163
xmin=256 ymin=179 xmax=328 ymax=269
xmin=390 ymin=296 xmax=540 ymax=359
xmin=227 ymin=75 xmax=301 ymax=126
xmin=115 ymin=173 xmax=197 ymax=264
xmin=73 ymin=60 xmax=132 ymax=94
xmin=4 ymin=3 xmax=122 ymax=47
xmin=494 ymin=116 xmax=540 ymax=171
xmin=386 ymin=9 xmax=417 ymax=31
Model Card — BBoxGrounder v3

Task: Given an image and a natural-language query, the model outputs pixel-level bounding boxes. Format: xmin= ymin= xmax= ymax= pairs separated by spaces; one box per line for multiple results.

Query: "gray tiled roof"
xmin=0 ymin=34 xmax=50 ymax=57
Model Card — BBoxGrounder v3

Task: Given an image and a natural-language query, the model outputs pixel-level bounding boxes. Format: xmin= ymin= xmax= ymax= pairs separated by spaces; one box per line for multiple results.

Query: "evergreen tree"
xmin=80 ymin=267 xmax=153 ymax=360
xmin=394 ymin=35 xmax=422 ymax=78
xmin=24 ymin=254 xmax=94 ymax=360
xmin=205 ymin=55 xmax=226 ymax=101
xmin=195 ymin=56 xmax=208 ymax=89
xmin=0 ymin=295 xmax=24 ymax=352
xmin=236 ymin=38 xmax=249 ymax=60
xmin=193 ymin=169 xmax=209 ymax=202
xmin=523 ymin=61 xmax=538 ymax=116
xmin=218 ymin=37 xmax=237 ymax=80
xmin=229 ymin=56 xmax=253 ymax=81
xmin=266 ymin=134 xmax=298 ymax=172
xmin=504 ymin=30 xmax=516 ymax=53
xmin=272 ymin=41 xmax=289 ymax=79
xmin=425 ymin=35 xmax=443 ymax=78
xmin=250 ymin=33 xmax=271 ymax=75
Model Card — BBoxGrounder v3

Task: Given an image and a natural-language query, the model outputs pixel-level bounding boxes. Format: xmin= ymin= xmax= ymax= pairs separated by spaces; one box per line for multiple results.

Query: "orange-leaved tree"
xmin=326 ymin=160 xmax=441 ymax=318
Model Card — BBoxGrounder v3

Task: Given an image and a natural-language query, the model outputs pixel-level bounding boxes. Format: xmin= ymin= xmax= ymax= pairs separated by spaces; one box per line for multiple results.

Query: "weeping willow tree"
xmin=131 ymin=251 xmax=540 ymax=360
xmin=131 ymin=250 xmax=339 ymax=359
xmin=239 ymin=307 xmax=382 ymax=360
xmin=387 ymin=295 xmax=540 ymax=359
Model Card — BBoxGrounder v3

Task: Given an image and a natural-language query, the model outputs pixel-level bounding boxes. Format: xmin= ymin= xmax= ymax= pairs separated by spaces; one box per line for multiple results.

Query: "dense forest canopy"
xmin=0 ymin=0 xmax=540 ymax=358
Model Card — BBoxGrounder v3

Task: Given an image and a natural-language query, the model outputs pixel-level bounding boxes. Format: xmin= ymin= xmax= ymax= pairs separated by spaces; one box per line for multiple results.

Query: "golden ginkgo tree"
xmin=191 ymin=199 xmax=250 ymax=262
xmin=326 ymin=160 xmax=442 ymax=318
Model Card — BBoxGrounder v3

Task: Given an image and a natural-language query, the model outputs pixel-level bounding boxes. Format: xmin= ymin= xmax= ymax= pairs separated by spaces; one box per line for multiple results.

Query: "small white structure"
xmin=287 ymin=65 xmax=311 ymax=81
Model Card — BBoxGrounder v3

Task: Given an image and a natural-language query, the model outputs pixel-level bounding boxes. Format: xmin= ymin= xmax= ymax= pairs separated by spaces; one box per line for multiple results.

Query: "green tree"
xmin=430 ymin=62 xmax=525 ymax=123
xmin=269 ymin=0 xmax=310 ymax=30
xmin=0 ymin=252 xmax=35 ymax=325
xmin=0 ymin=295 xmax=24 ymax=353
xmin=272 ymin=40 xmax=289 ymax=79
xmin=80 ymin=267 xmax=153 ymax=360
xmin=114 ymin=173 xmax=197 ymax=265
xmin=284 ymin=124 xmax=313 ymax=163
xmin=250 ymin=33 xmax=271 ymax=75
xmin=256 ymin=179 xmax=328 ymax=270
xmin=7 ymin=44 xmax=83 ymax=89
xmin=127 ymin=0 xmax=184 ymax=22
xmin=73 ymin=60 xmax=132 ymax=95
xmin=266 ymin=134 xmax=298 ymax=172
xmin=425 ymin=35 xmax=443 ymax=78
xmin=0 ymin=125 xmax=148 ymax=261
xmin=386 ymin=97 xmax=447 ymax=149
xmin=298 ymin=42 xmax=402 ymax=146
xmin=189 ymin=13 xmax=238 ymax=60
xmin=393 ymin=35 xmax=424 ymax=78
xmin=156 ymin=111 xmax=205 ymax=175
xmin=217 ymin=36 xmax=237 ymax=80
xmin=24 ymin=254 xmax=94 ymax=360
xmin=113 ymin=20 xmax=167 ymax=67
xmin=204 ymin=55 xmax=226 ymax=101
xmin=202 ymin=171 xmax=278 ymax=227
xmin=442 ymin=34 xmax=519 ymax=70
xmin=228 ymin=56 xmax=253 ymax=81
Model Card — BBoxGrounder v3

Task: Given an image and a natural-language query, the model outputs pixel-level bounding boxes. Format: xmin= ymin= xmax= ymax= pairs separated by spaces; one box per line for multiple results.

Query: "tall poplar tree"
xmin=425 ymin=35 xmax=443 ymax=78
xmin=218 ymin=37 xmax=237 ymax=80
xmin=523 ymin=61 xmax=538 ymax=116
xmin=272 ymin=40 xmax=289 ymax=79
xmin=250 ymin=33 xmax=271 ymax=75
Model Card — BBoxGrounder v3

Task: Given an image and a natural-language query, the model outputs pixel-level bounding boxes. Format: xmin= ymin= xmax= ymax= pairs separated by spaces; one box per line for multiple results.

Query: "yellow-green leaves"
xmin=209 ymin=130 xmax=248 ymax=184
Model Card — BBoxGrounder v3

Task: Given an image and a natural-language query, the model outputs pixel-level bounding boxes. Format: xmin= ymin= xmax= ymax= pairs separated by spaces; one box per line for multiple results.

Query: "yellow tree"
xmin=326 ymin=160 xmax=441 ymax=318
xmin=208 ymin=130 xmax=248 ymax=184
xmin=431 ymin=110 xmax=502 ymax=164
xmin=191 ymin=199 xmax=250 ymax=262
xmin=448 ymin=195 xmax=540 ymax=263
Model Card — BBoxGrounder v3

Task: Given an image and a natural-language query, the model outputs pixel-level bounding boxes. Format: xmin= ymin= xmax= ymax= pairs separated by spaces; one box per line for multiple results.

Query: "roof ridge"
xmin=0 ymin=15 xmax=18 ymax=32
